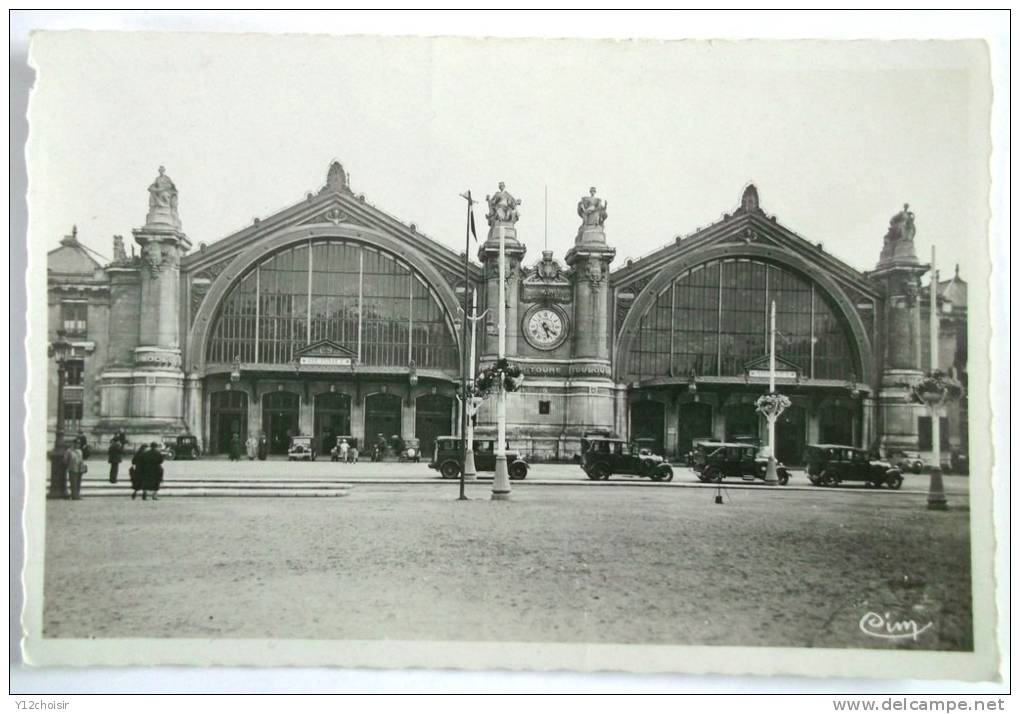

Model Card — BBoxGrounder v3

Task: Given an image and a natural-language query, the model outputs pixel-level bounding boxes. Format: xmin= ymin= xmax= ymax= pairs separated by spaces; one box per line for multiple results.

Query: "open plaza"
xmin=43 ymin=460 xmax=973 ymax=651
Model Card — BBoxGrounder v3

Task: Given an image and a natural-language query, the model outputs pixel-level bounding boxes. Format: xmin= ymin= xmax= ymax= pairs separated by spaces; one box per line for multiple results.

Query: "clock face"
xmin=526 ymin=307 xmax=567 ymax=350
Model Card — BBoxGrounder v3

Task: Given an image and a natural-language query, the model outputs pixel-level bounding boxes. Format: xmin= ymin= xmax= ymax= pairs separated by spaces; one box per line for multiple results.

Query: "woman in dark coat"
xmin=257 ymin=433 xmax=268 ymax=461
xmin=141 ymin=441 xmax=164 ymax=500
xmin=107 ymin=436 xmax=123 ymax=484
xmin=130 ymin=444 xmax=148 ymax=499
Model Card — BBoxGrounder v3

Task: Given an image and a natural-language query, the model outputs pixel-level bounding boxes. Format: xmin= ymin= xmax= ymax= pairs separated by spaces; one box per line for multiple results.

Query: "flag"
xmin=469 ymin=206 xmax=478 ymax=242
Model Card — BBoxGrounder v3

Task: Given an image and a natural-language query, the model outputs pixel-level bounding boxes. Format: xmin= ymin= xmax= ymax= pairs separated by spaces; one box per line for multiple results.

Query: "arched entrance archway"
xmin=263 ymin=391 xmax=300 ymax=455
xmin=315 ymin=392 xmax=351 ymax=453
xmin=365 ymin=393 xmax=402 ymax=448
xmin=415 ymin=394 xmax=453 ymax=459
xmin=725 ymin=402 xmax=760 ymax=444
xmin=210 ymin=391 xmax=248 ymax=455
xmin=678 ymin=401 xmax=713 ymax=457
xmin=630 ymin=400 xmax=665 ymax=454
xmin=819 ymin=401 xmax=856 ymax=446
xmin=776 ymin=404 xmax=807 ymax=465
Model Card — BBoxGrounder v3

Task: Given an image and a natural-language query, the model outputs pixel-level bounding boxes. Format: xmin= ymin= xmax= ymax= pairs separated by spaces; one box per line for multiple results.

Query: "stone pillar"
xmin=872 ymin=204 xmax=928 ymax=455
xmin=477 ymin=182 xmax=526 ymax=361
xmin=184 ymin=373 xmax=203 ymax=442
xmin=565 ymin=187 xmax=617 ymax=438
xmin=478 ymin=224 xmax=526 ymax=361
xmin=127 ymin=167 xmax=192 ymax=436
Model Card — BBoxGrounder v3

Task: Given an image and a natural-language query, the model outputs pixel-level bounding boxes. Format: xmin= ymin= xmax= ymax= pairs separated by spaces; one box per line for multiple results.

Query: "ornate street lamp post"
xmin=911 ymin=371 xmax=962 ymax=510
xmin=756 ymin=301 xmax=789 ymax=485
xmin=47 ymin=330 xmax=73 ymax=500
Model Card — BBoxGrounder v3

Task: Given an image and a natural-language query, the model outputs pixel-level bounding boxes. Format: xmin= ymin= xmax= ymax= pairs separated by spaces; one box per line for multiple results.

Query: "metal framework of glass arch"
xmin=205 ymin=240 xmax=460 ymax=371
xmin=625 ymin=257 xmax=861 ymax=382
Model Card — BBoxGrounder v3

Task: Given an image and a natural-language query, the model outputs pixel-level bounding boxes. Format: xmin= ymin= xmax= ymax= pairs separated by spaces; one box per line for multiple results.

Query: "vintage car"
xmin=399 ymin=437 xmax=422 ymax=463
xmin=803 ymin=444 xmax=903 ymax=489
xmin=691 ymin=442 xmax=790 ymax=485
xmin=158 ymin=434 xmax=201 ymax=461
xmin=329 ymin=436 xmax=358 ymax=462
xmin=684 ymin=438 xmax=720 ymax=466
xmin=579 ymin=437 xmax=674 ymax=482
xmin=887 ymin=449 xmax=925 ymax=474
xmin=287 ymin=435 xmax=317 ymax=461
xmin=428 ymin=436 xmax=529 ymax=480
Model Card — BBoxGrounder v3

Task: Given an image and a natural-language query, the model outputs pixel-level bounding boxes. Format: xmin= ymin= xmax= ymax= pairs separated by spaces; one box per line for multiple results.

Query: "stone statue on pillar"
xmin=146 ymin=166 xmax=182 ymax=229
xmin=575 ymin=187 xmax=608 ymax=245
xmin=878 ymin=203 xmax=920 ymax=268
xmin=485 ymin=181 xmax=521 ymax=226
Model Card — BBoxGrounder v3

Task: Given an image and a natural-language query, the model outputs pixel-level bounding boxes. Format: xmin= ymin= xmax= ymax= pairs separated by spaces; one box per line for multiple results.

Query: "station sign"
xmin=300 ymin=355 xmax=352 ymax=367
xmin=748 ymin=368 xmax=797 ymax=380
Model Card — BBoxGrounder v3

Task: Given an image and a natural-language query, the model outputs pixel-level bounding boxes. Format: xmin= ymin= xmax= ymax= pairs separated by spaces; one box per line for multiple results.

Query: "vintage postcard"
xmin=19 ymin=30 xmax=1001 ymax=681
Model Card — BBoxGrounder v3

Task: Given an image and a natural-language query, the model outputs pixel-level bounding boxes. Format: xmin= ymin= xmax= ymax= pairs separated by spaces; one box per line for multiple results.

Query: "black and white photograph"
xmin=13 ymin=12 xmax=1007 ymax=691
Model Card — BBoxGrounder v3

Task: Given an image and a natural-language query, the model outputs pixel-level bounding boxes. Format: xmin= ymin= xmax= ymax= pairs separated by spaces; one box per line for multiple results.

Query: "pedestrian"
xmin=141 ymin=441 xmax=165 ymax=501
xmin=246 ymin=434 xmax=258 ymax=460
xmin=229 ymin=432 xmax=241 ymax=461
xmin=63 ymin=441 xmax=87 ymax=500
xmin=348 ymin=445 xmax=359 ymax=464
xmin=130 ymin=443 xmax=148 ymax=500
xmin=339 ymin=438 xmax=349 ymax=463
xmin=257 ymin=433 xmax=268 ymax=461
xmin=107 ymin=435 xmax=123 ymax=484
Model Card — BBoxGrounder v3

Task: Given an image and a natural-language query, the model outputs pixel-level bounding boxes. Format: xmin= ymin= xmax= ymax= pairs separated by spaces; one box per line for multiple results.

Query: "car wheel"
xmin=886 ymin=473 xmax=904 ymax=490
xmin=440 ymin=461 xmax=461 ymax=479
xmin=777 ymin=469 xmax=789 ymax=486
xmin=704 ymin=466 xmax=722 ymax=483
xmin=820 ymin=470 xmax=837 ymax=487
xmin=657 ymin=465 xmax=674 ymax=482
xmin=509 ymin=462 xmax=528 ymax=480
xmin=164 ymin=450 xmax=175 ymax=461
xmin=589 ymin=464 xmax=610 ymax=481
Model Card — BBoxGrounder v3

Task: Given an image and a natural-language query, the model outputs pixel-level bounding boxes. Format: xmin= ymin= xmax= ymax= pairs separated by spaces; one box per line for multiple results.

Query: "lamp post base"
xmin=763 ymin=455 xmax=780 ymax=485
xmin=926 ymin=467 xmax=949 ymax=511
xmin=47 ymin=449 xmax=68 ymax=500
xmin=491 ymin=455 xmax=511 ymax=501
xmin=464 ymin=449 xmax=477 ymax=481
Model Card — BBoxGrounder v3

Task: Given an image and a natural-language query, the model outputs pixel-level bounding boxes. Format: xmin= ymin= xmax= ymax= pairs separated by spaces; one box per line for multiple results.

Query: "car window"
xmin=613 ymin=443 xmax=625 ymax=456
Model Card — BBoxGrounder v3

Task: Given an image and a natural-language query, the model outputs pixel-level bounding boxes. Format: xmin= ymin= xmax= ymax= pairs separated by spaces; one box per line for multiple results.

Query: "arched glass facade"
xmin=627 ymin=258 xmax=858 ymax=381
xmin=206 ymin=241 xmax=458 ymax=370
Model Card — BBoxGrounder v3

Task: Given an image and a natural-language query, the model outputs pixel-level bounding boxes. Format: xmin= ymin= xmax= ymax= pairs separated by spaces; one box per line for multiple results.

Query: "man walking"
xmin=63 ymin=441 xmax=87 ymax=500
xmin=108 ymin=436 xmax=123 ymax=484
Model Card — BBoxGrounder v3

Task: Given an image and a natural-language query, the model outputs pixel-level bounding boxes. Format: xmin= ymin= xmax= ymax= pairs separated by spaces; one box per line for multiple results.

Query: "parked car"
xmin=579 ymin=437 xmax=674 ymax=482
xmin=159 ymin=434 xmax=201 ymax=461
xmin=428 ymin=436 xmax=529 ymax=480
xmin=803 ymin=444 xmax=902 ymax=489
xmin=888 ymin=449 xmax=924 ymax=474
xmin=691 ymin=442 xmax=790 ymax=485
xmin=330 ymin=436 xmax=358 ymax=462
xmin=684 ymin=438 xmax=720 ymax=466
xmin=399 ymin=437 xmax=422 ymax=463
xmin=287 ymin=435 xmax=317 ymax=461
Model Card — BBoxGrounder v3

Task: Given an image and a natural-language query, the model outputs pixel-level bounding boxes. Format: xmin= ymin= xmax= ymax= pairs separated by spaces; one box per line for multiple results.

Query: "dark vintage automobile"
xmin=803 ymin=444 xmax=903 ymax=489
xmin=428 ymin=436 xmax=529 ymax=480
xmin=399 ymin=437 xmax=422 ymax=463
xmin=159 ymin=434 xmax=201 ymax=461
xmin=691 ymin=442 xmax=790 ymax=485
xmin=887 ymin=449 xmax=924 ymax=474
xmin=684 ymin=438 xmax=720 ymax=466
xmin=579 ymin=437 xmax=674 ymax=482
xmin=287 ymin=435 xmax=317 ymax=461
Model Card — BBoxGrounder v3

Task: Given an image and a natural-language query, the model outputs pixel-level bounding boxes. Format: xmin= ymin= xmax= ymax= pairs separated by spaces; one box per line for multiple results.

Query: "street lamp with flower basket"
xmin=910 ymin=370 xmax=964 ymax=510
xmin=47 ymin=330 xmax=74 ymax=499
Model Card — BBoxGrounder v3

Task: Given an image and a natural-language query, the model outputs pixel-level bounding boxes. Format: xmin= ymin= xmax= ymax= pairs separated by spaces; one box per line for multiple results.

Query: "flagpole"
xmin=763 ymin=300 xmax=780 ymax=485
xmin=463 ymin=286 xmax=479 ymax=480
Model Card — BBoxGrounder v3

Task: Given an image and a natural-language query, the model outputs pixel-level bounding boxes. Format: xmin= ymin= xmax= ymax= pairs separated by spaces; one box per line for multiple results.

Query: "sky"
xmin=29 ymin=31 xmax=992 ymax=283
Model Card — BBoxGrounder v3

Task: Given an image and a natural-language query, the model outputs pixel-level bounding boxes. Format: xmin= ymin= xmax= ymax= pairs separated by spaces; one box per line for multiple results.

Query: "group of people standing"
xmin=106 ymin=432 xmax=165 ymax=501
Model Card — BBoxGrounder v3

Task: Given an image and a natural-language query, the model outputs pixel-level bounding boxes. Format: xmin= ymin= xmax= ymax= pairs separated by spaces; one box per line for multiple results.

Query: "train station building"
xmin=47 ymin=161 xmax=968 ymax=463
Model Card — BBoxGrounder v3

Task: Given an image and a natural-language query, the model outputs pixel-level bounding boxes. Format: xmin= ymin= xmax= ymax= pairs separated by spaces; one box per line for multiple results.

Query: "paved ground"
xmin=43 ymin=468 xmax=973 ymax=651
